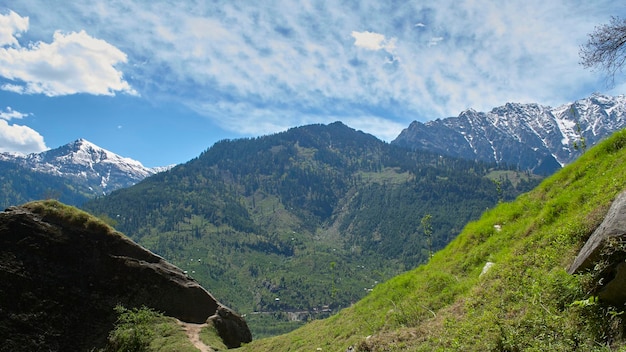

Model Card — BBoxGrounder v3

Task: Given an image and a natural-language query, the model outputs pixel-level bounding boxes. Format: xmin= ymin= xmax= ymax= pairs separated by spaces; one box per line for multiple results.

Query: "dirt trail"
xmin=177 ymin=320 xmax=212 ymax=352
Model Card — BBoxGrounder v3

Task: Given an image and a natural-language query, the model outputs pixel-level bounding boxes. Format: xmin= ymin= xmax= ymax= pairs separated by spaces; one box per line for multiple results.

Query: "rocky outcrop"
xmin=568 ymin=190 xmax=626 ymax=305
xmin=0 ymin=201 xmax=250 ymax=351
xmin=208 ymin=306 xmax=253 ymax=348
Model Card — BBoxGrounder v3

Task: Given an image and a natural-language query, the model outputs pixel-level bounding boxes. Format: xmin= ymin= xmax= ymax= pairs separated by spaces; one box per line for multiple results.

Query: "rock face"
xmin=208 ymin=306 xmax=253 ymax=348
xmin=568 ymin=190 xmax=626 ymax=304
xmin=0 ymin=201 xmax=250 ymax=351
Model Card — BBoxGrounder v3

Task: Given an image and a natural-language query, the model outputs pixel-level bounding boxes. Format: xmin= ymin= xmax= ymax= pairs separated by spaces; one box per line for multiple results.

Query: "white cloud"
xmin=0 ymin=106 xmax=29 ymax=120
xmin=0 ymin=119 xmax=47 ymax=154
xmin=0 ymin=105 xmax=46 ymax=154
xmin=0 ymin=10 xmax=28 ymax=46
xmin=0 ymin=11 xmax=135 ymax=97
xmin=6 ymin=0 xmax=626 ymax=142
xmin=0 ymin=83 xmax=23 ymax=94
xmin=351 ymin=31 xmax=396 ymax=53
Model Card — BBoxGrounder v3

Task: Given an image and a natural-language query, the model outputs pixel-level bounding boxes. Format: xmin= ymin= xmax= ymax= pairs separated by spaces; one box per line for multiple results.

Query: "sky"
xmin=0 ymin=1 xmax=625 ymax=167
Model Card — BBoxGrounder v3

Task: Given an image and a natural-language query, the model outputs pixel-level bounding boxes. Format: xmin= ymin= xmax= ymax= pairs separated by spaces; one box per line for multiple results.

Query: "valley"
xmin=2 ymin=93 xmax=626 ymax=349
xmin=2 ymin=2 xmax=625 ymax=349
xmin=83 ymin=122 xmax=540 ymax=337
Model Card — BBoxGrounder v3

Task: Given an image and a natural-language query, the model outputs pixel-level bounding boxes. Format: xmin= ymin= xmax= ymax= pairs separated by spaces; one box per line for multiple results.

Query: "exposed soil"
xmin=178 ymin=320 xmax=212 ymax=352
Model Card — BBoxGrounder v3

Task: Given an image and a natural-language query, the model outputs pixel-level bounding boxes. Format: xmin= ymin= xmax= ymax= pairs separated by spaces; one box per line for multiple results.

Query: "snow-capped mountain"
xmin=0 ymin=139 xmax=170 ymax=196
xmin=392 ymin=94 xmax=626 ymax=174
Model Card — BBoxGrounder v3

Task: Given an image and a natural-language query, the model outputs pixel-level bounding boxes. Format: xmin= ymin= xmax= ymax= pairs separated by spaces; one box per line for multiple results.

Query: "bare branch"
xmin=580 ymin=16 xmax=626 ymax=86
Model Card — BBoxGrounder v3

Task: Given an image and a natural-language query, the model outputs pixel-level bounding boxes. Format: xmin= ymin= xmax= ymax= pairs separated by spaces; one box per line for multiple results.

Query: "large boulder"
xmin=568 ymin=190 xmax=626 ymax=304
xmin=208 ymin=306 xmax=253 ymax=348
xmin=0 ymin=200 xmax=251 ymax=351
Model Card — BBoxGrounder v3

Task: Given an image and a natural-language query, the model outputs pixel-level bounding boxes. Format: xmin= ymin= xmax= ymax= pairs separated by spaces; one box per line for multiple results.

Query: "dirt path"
xmin=177 ymin=320 xmax=212 ymax=352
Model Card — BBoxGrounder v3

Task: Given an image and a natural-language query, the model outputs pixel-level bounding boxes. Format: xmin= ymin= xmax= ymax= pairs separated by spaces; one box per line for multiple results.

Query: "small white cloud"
xmin=0 ymin=106 xmax=29 ymax=120
xmin=0 ymin=11 xmax=136 ymax=97
xmin=415 ymin=22 xmax=426 ymax=28
xmin=0 ymin=119 xmax=47 ymax=154
xmin=351 ymin=30 xmax=396 ymax=53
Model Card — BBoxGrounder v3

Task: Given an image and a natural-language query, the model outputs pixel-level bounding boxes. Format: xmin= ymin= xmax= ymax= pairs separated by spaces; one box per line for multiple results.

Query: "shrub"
xmin=106 ymin=306 xmax=161 ymax=352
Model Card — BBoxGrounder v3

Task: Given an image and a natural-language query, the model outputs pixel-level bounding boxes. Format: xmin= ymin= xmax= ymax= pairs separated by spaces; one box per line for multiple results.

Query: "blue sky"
xmin=0 ymin=1 xmax=625 ymax=167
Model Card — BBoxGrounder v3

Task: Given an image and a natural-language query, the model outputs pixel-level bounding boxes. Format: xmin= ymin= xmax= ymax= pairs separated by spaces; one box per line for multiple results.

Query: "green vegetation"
xmin=83 ymin=123 xmax=539 ymax=337
xmin=104 ymin=306 xmax=197 ymax=352
xmin=240 ymin=128 xmax=626 ymax=350
xmin=199 ymin=324 xmax=228 ymax=350
xmin=485 ymin=169 xmax=542 ymax=188
xmin=23 ymin=199 xmax=116 ymax=235
xmin=0 ymin=161 xmax=90 ymax=208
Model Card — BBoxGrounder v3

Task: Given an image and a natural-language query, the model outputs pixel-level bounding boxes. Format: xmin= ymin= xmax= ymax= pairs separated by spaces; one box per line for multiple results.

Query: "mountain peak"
xmin=72 ymin=138 xmax=96 ymax=149
xmin=1 ymin=139 xmax=168 ymax=198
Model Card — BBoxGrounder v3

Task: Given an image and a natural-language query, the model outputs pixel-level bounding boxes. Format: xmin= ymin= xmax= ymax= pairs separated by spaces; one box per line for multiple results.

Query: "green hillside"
xmin=83 ymin=122 xmax=538 ymax=337
xmin=0 ymin=161 xmax=90 ymax=208
xmin=240 ymin=129 xmax=626 ymax=350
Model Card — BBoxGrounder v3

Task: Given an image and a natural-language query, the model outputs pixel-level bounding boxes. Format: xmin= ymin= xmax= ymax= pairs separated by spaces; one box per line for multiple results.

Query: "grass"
xmin=485 ymin=169 xmax=541 ymax=187
xmin=104 ymin=306 xmax=198 ymax=352
xmin=239 ymin=129 xmax=626 ymax=351
xmin=23 ymin=199 xmax=119 ymax=236
xmin=199 ymin=324 xmax=228 ymax=350
xmin=244 ymin=313 xmax=307 ymax=339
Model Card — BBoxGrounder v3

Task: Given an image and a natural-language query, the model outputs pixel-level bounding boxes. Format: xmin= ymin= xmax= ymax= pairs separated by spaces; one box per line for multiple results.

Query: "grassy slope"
xmin=240 ymin=129 xmax=626 ymax=351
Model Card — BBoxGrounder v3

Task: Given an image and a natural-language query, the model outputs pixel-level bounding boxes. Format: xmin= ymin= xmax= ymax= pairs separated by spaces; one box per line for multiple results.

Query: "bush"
xmin=106 ymin=306 xmax=162 ymax=352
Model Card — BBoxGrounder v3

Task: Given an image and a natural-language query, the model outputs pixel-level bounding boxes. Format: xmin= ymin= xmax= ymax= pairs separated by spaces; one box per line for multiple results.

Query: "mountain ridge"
xmin=392 ymin=93 xmax=626 ymax=174
xmin=2 ymin=93 xmax=625 ymax=209
xmin=0 ymin=139 xmax=170 ymax=207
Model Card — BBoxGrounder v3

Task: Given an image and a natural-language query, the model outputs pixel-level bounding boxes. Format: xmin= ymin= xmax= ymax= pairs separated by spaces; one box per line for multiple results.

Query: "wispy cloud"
xmin=4 ymin=1 xmax=626 ymax=141
xmin=0 ymin=106 xmax=28 ymax=120
xmin=0 ymin=11 xmax=135 ymax=96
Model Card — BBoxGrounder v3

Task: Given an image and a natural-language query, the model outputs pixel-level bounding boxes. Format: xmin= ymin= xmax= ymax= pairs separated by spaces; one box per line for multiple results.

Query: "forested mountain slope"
xmin=242 ymin=129 xmax=626 ymax=350
xmin=0 ymin=160 xmax=90 ymax=207
xmin=83 ymin=122 xmax=539 ymax=337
